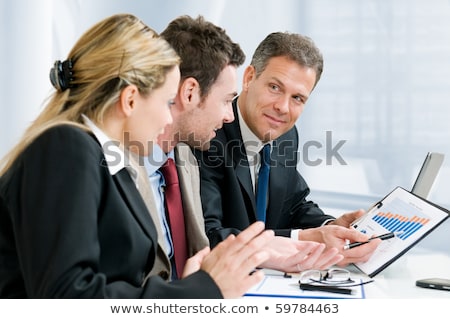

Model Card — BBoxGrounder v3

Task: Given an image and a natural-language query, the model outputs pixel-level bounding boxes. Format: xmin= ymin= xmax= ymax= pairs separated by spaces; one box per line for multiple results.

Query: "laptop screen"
xmin=411 ymin=152 xmax=445 ymax=199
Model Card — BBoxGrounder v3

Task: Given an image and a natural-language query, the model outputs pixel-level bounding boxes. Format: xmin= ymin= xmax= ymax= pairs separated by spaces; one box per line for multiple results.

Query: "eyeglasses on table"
xmin=298 ymin=267 xmax=374 ymax=287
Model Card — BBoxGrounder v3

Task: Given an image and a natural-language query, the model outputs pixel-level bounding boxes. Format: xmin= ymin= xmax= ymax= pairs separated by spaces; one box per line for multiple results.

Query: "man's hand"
xmin=196 ymin=221 xmax=274 ymax=298
xmin=259 ymin=236 xmax=343 ymax=272
xmin=328 ymin=209 xmax=365 ymax=228
xmin=298 ymin=224 xmax=381 ymax=266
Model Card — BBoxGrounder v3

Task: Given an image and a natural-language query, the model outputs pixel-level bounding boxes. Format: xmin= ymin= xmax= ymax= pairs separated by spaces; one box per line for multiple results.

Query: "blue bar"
xmin=389 ymin=218 xmax=403 ymax=232
xmin=399 ymin=220 xmax=417 ymax=237
xmin=384 ymin=215 xmax=400 ymax=231
xmin=401 ymin=223 xmax=423 ymax=240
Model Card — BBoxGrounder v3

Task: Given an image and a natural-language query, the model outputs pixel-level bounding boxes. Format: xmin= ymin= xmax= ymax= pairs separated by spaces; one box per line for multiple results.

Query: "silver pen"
xmin=343 ymin=231 xmax=402 ymax=250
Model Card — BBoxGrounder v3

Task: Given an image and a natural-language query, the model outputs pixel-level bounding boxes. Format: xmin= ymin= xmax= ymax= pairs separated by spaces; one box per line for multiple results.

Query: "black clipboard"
xmin=350 ymin=186 xmax=449 ymax=277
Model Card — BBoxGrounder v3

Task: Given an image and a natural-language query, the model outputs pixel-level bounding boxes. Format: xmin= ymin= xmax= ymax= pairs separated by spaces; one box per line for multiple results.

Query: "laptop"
xmin=411 ymin=152 xmax=445 ymax=199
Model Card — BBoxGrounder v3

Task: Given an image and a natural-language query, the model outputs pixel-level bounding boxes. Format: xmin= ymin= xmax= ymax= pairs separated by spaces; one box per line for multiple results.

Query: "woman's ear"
xmin=119 ymin=84 xmax=139 ymax=117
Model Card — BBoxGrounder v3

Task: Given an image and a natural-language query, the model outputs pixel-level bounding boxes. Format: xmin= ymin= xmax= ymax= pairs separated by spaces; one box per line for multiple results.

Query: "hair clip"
xmin=49 ymin=59 xmax=74 ymax=92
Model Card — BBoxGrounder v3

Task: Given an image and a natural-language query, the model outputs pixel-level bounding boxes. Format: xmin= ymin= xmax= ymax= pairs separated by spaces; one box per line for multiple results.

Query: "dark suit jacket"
xmin=195 ymin=100 xmax=335 ymax=247
xmin=0 ymin=125 xmax=221 ymax=298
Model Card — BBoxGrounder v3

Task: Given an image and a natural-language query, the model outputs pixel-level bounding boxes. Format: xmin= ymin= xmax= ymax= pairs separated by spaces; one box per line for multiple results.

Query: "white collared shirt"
xmin=236 ymin=105 xmax=272 ymax=193
xmin=82 ymin=115 xmax=139 ymax=188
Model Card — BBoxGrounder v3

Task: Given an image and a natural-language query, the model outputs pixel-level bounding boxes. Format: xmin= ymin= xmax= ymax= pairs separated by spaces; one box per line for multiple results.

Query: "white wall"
xmin=1 ymin=1 xmax=53 ymax=159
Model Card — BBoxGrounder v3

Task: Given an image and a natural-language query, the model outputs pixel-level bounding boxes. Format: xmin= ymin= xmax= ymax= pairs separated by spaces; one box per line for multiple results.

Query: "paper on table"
xmin=244 ymin=273 xmax=366 ymax=299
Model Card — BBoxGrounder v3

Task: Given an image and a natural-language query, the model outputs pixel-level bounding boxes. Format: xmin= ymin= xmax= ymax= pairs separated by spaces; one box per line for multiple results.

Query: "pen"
xmin=299 ymin=283 xmax=353 ymax=295
xmin=343 ymin=232 xmax=397 ymax=250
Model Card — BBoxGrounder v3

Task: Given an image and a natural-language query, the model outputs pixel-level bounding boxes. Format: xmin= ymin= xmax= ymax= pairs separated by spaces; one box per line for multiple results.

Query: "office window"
xmin=296 ymin=0 xmax=450 ymax=211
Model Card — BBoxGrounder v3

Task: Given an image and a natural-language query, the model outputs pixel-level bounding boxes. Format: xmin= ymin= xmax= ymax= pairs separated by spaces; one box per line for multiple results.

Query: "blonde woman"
xmin=0 ymin=14 xmax=273 ymax=299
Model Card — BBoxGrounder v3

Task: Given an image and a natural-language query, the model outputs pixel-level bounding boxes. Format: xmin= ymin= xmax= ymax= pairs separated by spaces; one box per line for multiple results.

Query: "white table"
xmin=249 ymin=218 xmax=450 ymax=298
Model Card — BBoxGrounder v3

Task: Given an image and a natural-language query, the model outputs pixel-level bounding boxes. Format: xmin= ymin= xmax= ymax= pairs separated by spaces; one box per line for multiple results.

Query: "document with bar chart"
xmin=351 ymin=187 xmax=449 ymax=277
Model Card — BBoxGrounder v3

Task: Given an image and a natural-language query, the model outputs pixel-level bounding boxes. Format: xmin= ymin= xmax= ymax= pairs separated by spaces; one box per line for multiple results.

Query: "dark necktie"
xmin=159 ymin=158 xmax=188 ymax=278
xmin=256 ymin=144 xmax=271 ymax=222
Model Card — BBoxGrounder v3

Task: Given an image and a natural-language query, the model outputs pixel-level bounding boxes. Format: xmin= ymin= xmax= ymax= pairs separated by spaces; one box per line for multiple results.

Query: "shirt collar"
xmin=144 ymin=143 xmax=176 ymax=175
xmin=237 ymin=102 xmax=272 ymax=155
xmin=82 ymin=115 xmax=138 ymax=181
xmin=144 ymin=144 xmax=165 ymax=175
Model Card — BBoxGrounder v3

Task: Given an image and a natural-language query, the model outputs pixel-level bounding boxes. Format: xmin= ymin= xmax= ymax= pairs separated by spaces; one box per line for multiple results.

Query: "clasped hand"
xmin=259 ymin=236 xmax=343 ymax=273
xmin=181 ymin=221 xmax=274 ymax=298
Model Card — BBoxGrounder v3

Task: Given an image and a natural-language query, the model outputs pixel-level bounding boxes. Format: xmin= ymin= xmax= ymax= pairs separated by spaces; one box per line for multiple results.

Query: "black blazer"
xmin=0 ymin=125 xmax=221 ymax=298
xmin=195 ymin=100 xmax=335 ymax=247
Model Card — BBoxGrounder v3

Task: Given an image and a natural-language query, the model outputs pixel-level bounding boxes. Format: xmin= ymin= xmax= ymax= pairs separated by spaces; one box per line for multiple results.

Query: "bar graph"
xmin=372 ymin=198 xmax=430 ymax=240
xmin=353 ymin=187 xmax=448 ymax=277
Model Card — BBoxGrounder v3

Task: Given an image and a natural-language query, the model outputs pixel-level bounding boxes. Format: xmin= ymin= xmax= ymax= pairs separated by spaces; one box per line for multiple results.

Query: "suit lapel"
xmin=266 ymin=138 xmax=292 ymax=226
xmin=132 ymin=160 xmax=171 ymax=272
xmin=135 ymin=165 xmax=169 ymax=252
xmin=235 ymin=155 xmax=255 ymax=210
xmin=113 ymin=168 xmax=157 ymax=240
xmin=227 ymin=102 xmax=256 ymax=212
xmin=175 ymin=144 xmax=209 ymax=255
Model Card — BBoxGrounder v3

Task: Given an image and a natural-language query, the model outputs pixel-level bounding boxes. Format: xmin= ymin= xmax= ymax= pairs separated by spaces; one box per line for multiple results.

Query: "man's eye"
xmin=270 ymin=84 xmax=279 ymax=91
xmin=293 ymin=96 xmax=304 ymax=103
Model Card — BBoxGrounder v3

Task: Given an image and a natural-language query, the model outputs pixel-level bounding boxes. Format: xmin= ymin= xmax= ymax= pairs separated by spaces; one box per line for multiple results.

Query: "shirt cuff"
xmin=321 ymin=218 xmax=336 ymax=226
xmin=290 ymin=218 xmax=336 ymax=240
xmin=290 ymin=229 xmax=301 ymax=240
